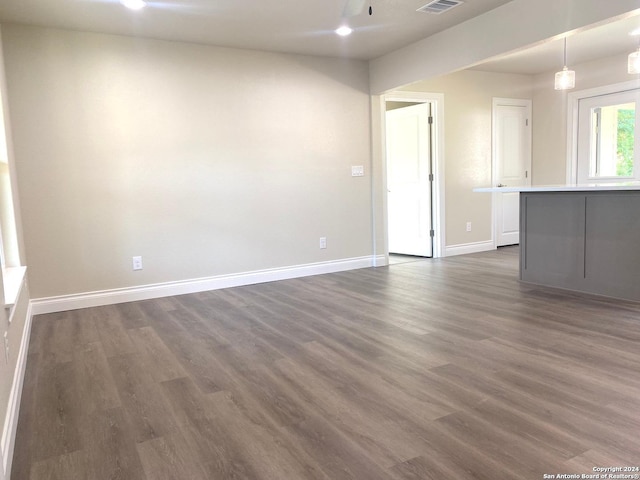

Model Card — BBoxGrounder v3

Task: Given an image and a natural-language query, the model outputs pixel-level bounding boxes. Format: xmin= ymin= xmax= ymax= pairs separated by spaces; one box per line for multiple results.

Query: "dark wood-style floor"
xmin=11 ymin=247 xmax=640 ymax=479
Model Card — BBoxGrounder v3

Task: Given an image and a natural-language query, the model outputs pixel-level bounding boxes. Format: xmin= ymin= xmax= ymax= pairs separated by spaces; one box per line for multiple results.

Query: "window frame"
xmin=576 ymin=90 xmax=640 ymax=184
xmin=567 ymin=80 xmax=640 ymax=184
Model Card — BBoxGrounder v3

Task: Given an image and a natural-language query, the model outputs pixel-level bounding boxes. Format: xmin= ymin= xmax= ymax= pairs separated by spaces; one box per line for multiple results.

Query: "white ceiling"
xmin=0 ymin=0 xmax=636 ymax=73
xmin=0 ymin=0 xmax=512 ymax=60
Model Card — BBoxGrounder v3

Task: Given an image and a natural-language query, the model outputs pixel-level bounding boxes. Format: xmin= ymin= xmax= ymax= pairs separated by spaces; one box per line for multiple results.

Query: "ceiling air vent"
xmin=417 ymin=0 xmax=464 ymax=14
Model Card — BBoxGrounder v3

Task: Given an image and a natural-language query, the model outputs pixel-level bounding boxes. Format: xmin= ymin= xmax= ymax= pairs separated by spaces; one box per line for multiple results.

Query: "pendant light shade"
xmin=628 ymin=48 xmax=640 ymax=74
xmin=554 ymin=38 xmax=575 ymax=90
xmin=555 ymin=67 xmax=576 ymax=90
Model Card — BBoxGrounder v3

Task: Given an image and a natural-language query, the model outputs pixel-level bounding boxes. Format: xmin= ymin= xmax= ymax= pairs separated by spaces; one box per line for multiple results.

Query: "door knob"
xmin=497 ymin=183 xmax=507 ymax=187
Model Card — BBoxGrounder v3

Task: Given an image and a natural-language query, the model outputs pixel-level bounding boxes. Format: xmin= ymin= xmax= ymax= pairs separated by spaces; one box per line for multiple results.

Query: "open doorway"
xmin=383 ymin=92 xmax=444 ymax=261
xmin=386 ymin=102 xmax=433 ymax=257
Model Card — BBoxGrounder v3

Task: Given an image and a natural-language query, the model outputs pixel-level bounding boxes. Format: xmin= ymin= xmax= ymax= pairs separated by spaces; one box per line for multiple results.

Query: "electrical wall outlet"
xmin=132 ymin=256 xmax=143 ymax=271
xmin=466 ymin=222 xmax=472 ymax=232
xmin=319 ymin=237 xmax=327 ymax=249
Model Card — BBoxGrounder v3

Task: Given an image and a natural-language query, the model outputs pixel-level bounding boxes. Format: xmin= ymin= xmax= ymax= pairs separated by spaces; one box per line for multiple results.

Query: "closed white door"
xmin=386 ymin=103 xmax=433 ymax=257
xmin=493 ymin=100 xmax=531 ymax=247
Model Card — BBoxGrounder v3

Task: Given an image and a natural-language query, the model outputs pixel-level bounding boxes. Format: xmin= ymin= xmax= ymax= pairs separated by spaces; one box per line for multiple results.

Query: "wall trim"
xmin=30 ymin=256 xmax=376 ymax=315
xmin=1 ymin=301 xmax=33 ymax=480
xmin=445 ymin=240 xmax=495 ymax=257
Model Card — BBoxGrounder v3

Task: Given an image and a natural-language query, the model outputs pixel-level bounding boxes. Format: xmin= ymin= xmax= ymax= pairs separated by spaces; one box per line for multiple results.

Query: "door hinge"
xmin=428 ymin=173 xmax=434 ymax=182
xmin=525 ymin=170 xmax=528 ymax=178
xmin=430 ymin=229 xmax=435 ymax=238
xmin=428 ymin=116 xmax=433 ymax=125
xmin=526 ymin=118 xmax=529 ymax=127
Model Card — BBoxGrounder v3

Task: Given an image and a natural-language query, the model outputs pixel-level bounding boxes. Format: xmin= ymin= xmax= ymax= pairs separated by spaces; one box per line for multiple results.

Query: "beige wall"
xmin=403 ymin=70 xmax=533 ymax=247
xmin=1 ymin=25 xmax=372 ymax=299
xmin=532 ymin=52 xmax=639 ymax=185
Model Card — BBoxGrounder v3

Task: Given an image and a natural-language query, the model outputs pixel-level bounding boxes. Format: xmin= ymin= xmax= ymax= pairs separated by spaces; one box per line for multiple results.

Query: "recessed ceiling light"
xmin=121 ymin=0 xmax=146 ymax=10
xmin=630 ymin=27 xmax=640 ymax=36
xmin=336 ymin=26 xmax=353 ymax=37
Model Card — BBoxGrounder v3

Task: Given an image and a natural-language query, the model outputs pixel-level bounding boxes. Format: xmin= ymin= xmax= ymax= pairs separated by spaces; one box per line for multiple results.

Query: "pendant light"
xmin=554 ymin=37 xmax=575 ymax=90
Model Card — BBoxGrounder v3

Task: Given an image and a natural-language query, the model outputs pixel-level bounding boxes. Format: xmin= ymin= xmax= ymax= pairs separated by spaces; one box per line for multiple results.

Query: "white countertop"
xmin=473 ymin=182 xmax=640 ymax=193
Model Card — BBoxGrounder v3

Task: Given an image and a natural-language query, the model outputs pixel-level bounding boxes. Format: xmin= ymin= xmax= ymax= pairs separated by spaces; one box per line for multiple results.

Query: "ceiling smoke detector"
xmin=417 ymin=0 xmax=464 ymax=14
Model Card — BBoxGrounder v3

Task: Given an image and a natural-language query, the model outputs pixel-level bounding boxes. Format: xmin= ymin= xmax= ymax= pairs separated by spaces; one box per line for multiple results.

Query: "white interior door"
xmin=386 ymin=103 xmax=433 ymax=257
xmin=493 ymin=99 xmax=531 ymax=247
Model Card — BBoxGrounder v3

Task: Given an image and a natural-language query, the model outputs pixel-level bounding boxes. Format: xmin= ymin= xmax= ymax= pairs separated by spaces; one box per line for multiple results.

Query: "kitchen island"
xmin=474 ymin=183 xmax=640 ymax=302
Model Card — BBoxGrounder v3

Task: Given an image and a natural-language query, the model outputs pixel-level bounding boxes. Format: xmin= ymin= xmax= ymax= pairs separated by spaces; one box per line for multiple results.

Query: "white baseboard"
xmin=445 ymin=240 xmax=495 ymax=257
xmin=1 ymin=302 xmax=33 ymax=480
xmin=30 ymin=256 xmax=376 ymax=315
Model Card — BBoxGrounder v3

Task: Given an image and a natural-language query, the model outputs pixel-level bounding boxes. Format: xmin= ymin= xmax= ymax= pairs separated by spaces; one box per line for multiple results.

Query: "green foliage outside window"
xmin=617 ymin=109 xmax=635 ymax=177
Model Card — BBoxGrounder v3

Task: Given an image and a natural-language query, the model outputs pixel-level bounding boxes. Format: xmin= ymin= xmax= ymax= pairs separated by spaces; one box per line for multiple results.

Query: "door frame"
xmin=380 ymin=91 xmax=445 ymax=259
xmin=491 ymin=97 xmax=531 ymax=248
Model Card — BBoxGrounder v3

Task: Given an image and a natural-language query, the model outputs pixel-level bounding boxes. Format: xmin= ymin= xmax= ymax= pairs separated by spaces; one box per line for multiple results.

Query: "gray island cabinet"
xmin=476 ymin=184 xmax=640 ymax=302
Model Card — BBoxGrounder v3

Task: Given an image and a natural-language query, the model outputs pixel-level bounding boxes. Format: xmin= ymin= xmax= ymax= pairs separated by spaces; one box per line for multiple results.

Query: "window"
xmin=577 ymin=90 xmax=640 ymax=183
xmin=0 ymin=87 xmax=24 ymax=312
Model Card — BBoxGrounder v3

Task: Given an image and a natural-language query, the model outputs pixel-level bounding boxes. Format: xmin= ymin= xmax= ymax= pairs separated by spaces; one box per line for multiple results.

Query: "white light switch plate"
xmin=351 ymin=165 xmax=364 ymax=177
